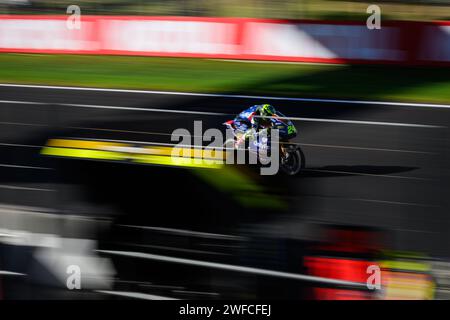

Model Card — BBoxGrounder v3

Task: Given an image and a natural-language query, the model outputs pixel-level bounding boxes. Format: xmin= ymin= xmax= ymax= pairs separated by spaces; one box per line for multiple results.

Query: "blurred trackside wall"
xmin=0 ymin=16 xmax=448 ymax=65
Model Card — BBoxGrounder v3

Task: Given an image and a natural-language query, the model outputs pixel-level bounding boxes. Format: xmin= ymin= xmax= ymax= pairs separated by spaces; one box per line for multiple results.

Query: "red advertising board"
xmin=0 ymin=15 xmax=448 ymax=65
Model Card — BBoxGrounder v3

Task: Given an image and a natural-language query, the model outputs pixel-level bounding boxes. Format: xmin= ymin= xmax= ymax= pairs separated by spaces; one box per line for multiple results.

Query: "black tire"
xmin=298 ymin=146 xmax=306 ymax=169
xmin=281 ymin=146 xmax=305 ymax=175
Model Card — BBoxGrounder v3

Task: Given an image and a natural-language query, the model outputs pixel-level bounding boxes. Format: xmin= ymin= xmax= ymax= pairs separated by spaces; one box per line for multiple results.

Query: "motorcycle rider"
xmin=227 ymin=103 xmax=301 ymax=173
xmin=233 ymin=104 xmax=287 ymax=149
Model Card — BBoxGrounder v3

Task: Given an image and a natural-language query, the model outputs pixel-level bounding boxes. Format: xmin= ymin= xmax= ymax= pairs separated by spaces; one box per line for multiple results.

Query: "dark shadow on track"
xmin=299 ymin=165 xmax=419 ymax=178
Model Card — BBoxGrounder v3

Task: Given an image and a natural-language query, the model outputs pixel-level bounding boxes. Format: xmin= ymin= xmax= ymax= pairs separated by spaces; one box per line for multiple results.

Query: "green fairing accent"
xmin=287 ymin=125 xmax=296 ymax=135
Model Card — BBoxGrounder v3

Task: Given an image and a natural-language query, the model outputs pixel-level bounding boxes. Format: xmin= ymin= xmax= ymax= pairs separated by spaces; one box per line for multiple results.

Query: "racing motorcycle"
xmin=223 ymin=115 xmax=305 ymax=175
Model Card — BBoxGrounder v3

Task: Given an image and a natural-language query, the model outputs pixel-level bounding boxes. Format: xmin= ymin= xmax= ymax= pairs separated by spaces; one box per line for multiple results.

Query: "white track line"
xmin=288 ymin=117 xmax=442 ymax=128
xmin=95 ymin=290 xmax=178 ymax=300
xmin=0 ymin=100 xmax=442 ymax=128
xmin=69 ymin=128 xmax=436 ymax=154
xmin=120 ymin=224 xmax=245 ymax=240
xmin=0 ymin=121 xmax=48 ymax=127
xmin=2 ymin=137 xmax=434 ymax=159
xmin=347 ymin=198 xmax=439 ymax=207
xmin=97 ymin=250 xmax=366 ymax=288
xmin=302 ymin=168 xmax=430 ymax=181
xmin=133 ymin=243 xmax=228 ymax=256
xmin=297 ymin=193 xmax=438 ymax=208
xmin=0 ymin=83 xmax=449 ymax=109
xmin=0 ymin=99 xmax=44 ymax=105
xmin=57 ymin=137 xmax=231 ymax=150
xmin=0 ymin=184 xmax=54 ymax=192
xmin=0 ymin=270 xmax=26 ymax=276
xmin=0 ymin=121 xmax=437 ymax=153
xmin=67 ymin=103 xmax=229 ymax=116
xmin=0 ymin=121 xmax=436 ymax=154
xmin=0 ymin=163 xmax=52 ymax=170
xmin=0 ymin=100 xmax=227 ymax=116
xmin=67 ymin=137 xmax=437 ymax=173
xmin=172 ymin=289 xmax=219 ymax=296
xmin=0 ymin=142 xmax=41 ymax=148
xmin=298 ymin=143 xmax=435 ymax=154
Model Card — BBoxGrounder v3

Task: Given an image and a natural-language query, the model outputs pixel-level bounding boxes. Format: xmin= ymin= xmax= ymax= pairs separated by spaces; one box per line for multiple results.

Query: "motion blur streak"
xmin=97 ymin=250 xmax=367 ymax=288
xmin=41 ymin=139 xmax=225 ymax=169
xmin=0 ymin=0 xmax=449 ymax=300
xmin=1 ymin=85 xmax=450 ymax=108
xmin=1 ymin=81 xmax=449 ymax=299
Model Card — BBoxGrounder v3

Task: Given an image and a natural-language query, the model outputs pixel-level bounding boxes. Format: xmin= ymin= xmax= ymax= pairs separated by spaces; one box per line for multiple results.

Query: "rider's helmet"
xmin=260 ymin=104 xmax=276 ymax=120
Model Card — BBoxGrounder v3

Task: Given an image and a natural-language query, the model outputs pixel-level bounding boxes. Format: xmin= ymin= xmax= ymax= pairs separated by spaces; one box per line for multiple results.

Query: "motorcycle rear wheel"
xmin=280 ymin=146 xmax=305 ymax=175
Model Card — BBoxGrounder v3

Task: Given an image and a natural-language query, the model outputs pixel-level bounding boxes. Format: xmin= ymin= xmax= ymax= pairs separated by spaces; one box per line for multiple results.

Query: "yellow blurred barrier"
xmin=41 ymin=147 xmax=127 ymax=161
xmin=41 ymin=138 xmax=286 ymax=209
xmin=41 ymin=139 xmax=225 ymax=169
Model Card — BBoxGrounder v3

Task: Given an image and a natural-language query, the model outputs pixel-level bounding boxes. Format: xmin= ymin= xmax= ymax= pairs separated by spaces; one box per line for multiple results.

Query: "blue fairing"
xmin=233 ymin=107 xmax=298 ymax=140
xmin=234 ymin=105 xmax=259 ymax=122
xmin=271 ymin=112 xmax=297 ymax=140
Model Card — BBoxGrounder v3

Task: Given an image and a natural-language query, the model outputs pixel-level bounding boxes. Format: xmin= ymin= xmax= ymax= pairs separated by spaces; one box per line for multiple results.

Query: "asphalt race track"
xmin=0 ymin=84 xmax=449 ymax=299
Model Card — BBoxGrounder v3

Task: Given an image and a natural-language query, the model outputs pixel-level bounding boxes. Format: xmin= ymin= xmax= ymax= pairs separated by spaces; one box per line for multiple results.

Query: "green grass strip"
xmin=0 ymin=54 xmax=448 ymax=104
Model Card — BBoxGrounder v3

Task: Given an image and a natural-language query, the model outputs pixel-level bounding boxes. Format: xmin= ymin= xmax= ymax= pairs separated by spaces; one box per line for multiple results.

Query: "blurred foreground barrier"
xmin=0 ymin=15 xmax=448 ymax=65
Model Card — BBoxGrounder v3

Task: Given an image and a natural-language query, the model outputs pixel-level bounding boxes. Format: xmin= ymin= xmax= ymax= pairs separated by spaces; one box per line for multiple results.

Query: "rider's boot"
xmin=280 ymin=145 xmax=289 ymax=161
